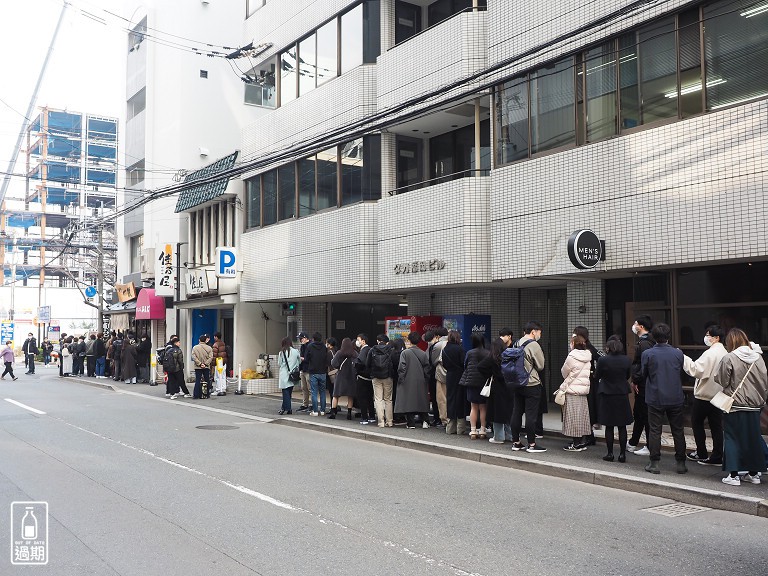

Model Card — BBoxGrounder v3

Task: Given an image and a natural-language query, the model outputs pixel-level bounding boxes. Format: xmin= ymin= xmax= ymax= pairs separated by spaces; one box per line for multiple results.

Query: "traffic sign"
xmin=85 ymin=286 xmax=97 ymax=298
xmin=38 ymin=306 xmax=51 ymax=323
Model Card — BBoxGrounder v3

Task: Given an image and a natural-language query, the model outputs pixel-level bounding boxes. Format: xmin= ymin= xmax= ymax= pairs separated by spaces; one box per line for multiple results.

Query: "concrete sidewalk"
xmin=71 ymin=375 xmax=768 ymax=518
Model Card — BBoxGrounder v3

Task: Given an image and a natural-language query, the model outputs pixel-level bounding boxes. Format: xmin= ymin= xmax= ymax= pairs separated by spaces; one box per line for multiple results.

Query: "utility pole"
xmin=97 ymin=219 xmax=104 ymax=335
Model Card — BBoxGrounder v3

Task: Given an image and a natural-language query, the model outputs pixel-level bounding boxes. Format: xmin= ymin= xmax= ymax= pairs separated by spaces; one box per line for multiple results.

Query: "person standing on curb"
xmin=191 ymin=335 xmax=213 ymax=399
xmin=478 ymin=337 xmax=513 ymax=444
xmin=595 ymin=337 xmax=633 ymax=462
xmin=85 ymin=334 xmax=97 ymax=377
xmin=305 ymin=332 xmax=329 ymax=416
xmin=442 ymin=330 xmax=467 ymax=435
xmin=628 ymin=315 xmax=655 ymax=456
xmin=22 ymin=332 xmax=38 ymax=375
xmin=165 ymin=337 xmax=191 ymax=399
xmin=367 ymin=334 xmax=394 ymax=427
xmin=395 ymin=332 xmax=431 ymax=429
xmin=683 ymin=324 xmax=727 ymax=466
xmin=354 ymin=333 xmax=375 ymax=424
xmin=509 ymin=322 xmax=547 ymax=453
xmin=94 ymin=333 xmax=107 ymax=379
xmin=136 ymin=334 xmax=152 ymax=383
xmin=122 ymin=336 xmax=139 ymax=384
xmin=211 ymin=332 xmax=229 ymax=395
xmin=330 ymin=338 xmax=358 ymax=420
xmin=430 ymin=327 xmax=449 ymax=427
xmin=277 ymin=337 xmax=300 ymax=414
xmin=640 ymin=323 xmax=687 ymax=475
xmin=297 ymin=332 xmax=311 ymax=412
xmin=1 ymin=341 xmax=18 ymax=380
xmin=558 ymin=334 xmax=593 ymax=452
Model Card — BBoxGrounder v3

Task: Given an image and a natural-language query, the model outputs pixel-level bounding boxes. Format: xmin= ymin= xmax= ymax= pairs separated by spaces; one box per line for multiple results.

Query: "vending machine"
xmin=442 ymin=314 xmax=492 ymax=346
xmin=384 ymin=316 xmax=443 ymax=350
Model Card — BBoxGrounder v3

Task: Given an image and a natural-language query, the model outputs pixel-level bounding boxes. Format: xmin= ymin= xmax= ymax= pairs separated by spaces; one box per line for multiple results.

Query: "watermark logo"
xmin=10 ymin=501 xmax=48 ymax=565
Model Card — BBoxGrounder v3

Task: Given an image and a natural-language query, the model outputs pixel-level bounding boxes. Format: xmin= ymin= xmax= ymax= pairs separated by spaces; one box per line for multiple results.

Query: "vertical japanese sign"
xmin=1 ymin=322 xmax=14 ymax=348
xmin=155 ymin=243 xmax=175 ymax=297
xmin=11 ymin=501 xmax=48 ymax=565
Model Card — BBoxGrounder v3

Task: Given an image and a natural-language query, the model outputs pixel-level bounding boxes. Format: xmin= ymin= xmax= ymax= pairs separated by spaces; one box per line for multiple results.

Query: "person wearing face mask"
xmin=509 ymin=321 xmax=547 ymax=453
xmin=683 ymin=324 xmax=727 ymax=466
xmin=353 ymin=334 xmax=376 ymax=424
xmin=22 ymin=333 xmax=39 ymax=375
xmin=627 ymin=315 xmax=655 ymax=456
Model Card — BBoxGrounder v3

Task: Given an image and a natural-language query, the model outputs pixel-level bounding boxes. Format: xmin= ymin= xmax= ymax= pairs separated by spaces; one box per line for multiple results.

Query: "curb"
xmin=65 ymin=376 xmax=118 ymax=392
xmin=273 ymin=418 xmax=768 ymax=519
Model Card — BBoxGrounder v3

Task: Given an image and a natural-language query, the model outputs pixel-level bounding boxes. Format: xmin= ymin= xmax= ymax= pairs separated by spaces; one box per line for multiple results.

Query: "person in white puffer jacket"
xmin=683 ymin=324 xmax=728 ymax=466
xmin=558 ymin=334 xmax=593 ymax=452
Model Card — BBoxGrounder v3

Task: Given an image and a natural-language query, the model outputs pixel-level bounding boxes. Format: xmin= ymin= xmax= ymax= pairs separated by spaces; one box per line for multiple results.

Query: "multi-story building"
xmin=237 ymin=0 xmax=768 ymax=396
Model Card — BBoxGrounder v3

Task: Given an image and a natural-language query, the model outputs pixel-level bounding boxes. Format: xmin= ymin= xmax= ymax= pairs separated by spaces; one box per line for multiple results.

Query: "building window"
xmin=341 ymin=4 xmax=364 ymax=74
xmin=277 ymin=164 xmax=296 ymax=221
xmin=126 ymin=159 xmax=145 ymax=187
xmin=280 ymin=45 xmax=298 ymax=106
xmin=246 ymin=177 xmax=261 ymax=227
xmin=127 ymin=88 xmax=146 ymax=120
xmin=262 ymin=170 xmax=277 ymax=226
xmin=396 ymin=137 xmax=423 ymax=193
xmin=298 ymin=157 xmax=316 ymax=216
xmin=246 ymin=0 xmax=266 ymax=18
xmin=316 ymin=19 xmax=339 ymax=87
xmin=317 ymin=146 xmax=338 ymax=210
xmin=395 ymin=1 xmax=422 ymax=44
xmin=299 ymin=35 xmax=317 ymax=96
xmin=130 ymin=235 xmax=143 ymax=273
xmin=128 ymin=17 xmax=146 ymax=52
xmin=429 ymin=121 xmax=490 ymax=183
xmin=494 ymin=0 xmax=768 ymax=167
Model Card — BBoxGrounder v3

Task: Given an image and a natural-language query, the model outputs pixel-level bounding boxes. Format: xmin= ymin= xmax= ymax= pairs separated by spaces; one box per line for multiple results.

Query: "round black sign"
xmin=567 ymin=229 xmax=602 ymax=269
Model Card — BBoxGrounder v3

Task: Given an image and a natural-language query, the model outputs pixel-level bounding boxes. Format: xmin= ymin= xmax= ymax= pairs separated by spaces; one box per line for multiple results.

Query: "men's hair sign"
xmin=567 ymin=229 xmax=603 ymax=270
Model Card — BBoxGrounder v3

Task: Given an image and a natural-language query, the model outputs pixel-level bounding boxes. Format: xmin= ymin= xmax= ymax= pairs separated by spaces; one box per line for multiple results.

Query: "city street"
xmin=1 ymin=369 xmax=766 ymax=575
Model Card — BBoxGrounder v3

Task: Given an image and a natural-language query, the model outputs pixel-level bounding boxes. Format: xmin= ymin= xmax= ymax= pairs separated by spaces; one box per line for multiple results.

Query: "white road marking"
xmin=4 ymin=398 xmax=46 ymax=415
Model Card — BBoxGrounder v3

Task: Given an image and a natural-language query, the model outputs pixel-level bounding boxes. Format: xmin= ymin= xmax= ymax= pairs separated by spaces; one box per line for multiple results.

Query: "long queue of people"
xmin=55 ymin=331 xmax=154 ymax=383
xmin=279 ymin=318 xmax=768 ymax=486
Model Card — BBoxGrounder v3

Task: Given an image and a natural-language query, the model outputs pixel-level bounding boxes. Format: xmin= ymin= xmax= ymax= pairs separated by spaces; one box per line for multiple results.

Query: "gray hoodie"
xmin=714 ymin=344 xmax=768 ymax=411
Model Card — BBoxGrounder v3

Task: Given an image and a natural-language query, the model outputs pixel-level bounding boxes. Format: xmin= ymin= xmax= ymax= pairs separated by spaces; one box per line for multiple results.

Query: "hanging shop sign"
xmin=567 ymin=229 xmax=605 ymax=270
xmin=37 ymin=306 xmax=51 ymax=323
xmin=155 ymin=243 xmax=175 ymax=296
xmin=185 ymin=269 xmax=210 ymax=295
xmin=393 ymin=259 xmax=446 ymax=275
xmin=115 ymin=282 xmax=137 ymax=302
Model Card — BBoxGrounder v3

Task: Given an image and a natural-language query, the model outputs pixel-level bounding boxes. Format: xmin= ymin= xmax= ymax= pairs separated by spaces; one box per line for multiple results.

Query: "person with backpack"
xmin=160 ymin=335 xmax=177 ymax=397
xmin=305 ymin=332 xmax=330 ymax=416
xmin=367 ymin=334 xmax=394 ymax=427
xmin=111 ymin=333 xmax=124 ymax=381
xmin=354 ymin=334 xmax=375 ymax=424
xmin=165 ymin=337 xmax=190 ymax=399
xmin=507 ymin=321 xmax=547 ymax=453
xmin=441 ymin=330 xmax=467 ymax=435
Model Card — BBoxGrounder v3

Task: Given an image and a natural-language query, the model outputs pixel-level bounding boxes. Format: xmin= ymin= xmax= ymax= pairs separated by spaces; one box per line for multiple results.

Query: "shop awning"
xmin=135 ymin=288 xmax=166 ymax=320
xmin=109 ymin=313 xmax=130 ymax=331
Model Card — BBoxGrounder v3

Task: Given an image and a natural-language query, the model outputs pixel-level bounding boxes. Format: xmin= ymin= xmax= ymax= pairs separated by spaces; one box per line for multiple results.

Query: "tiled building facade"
xmin=238 ymin=0 xmax=768 ymax=396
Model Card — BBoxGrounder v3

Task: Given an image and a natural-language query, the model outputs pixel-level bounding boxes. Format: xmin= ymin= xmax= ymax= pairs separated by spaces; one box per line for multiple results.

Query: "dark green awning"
xmin=174 ymin=151 xmax=238 ymax=213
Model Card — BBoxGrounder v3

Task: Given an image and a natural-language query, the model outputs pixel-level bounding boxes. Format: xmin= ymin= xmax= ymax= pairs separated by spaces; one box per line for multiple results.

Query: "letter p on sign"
xmin=215 ymin=247 xmax=238 ymax=278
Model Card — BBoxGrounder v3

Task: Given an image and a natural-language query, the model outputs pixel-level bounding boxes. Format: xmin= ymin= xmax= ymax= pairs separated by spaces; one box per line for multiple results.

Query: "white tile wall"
xmin=378 ymin=177 xmax=491 ymax=290
xmin=377 ymin=10 xmax=488 ymax=111
xmin=240 ymin=202 xmax=379 ymax=301
xmin=491 ymin=100 xmax=768 ymax=279
xmin=567 ymin=279 xmax=605 ymax=347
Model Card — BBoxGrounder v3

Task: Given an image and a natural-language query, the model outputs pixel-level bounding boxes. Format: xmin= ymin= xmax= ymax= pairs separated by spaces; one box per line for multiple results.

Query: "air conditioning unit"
xmin=140 ymin=248 xmax=154 ymax=274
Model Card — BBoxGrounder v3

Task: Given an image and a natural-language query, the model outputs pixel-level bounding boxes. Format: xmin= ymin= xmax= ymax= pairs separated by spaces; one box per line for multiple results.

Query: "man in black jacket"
xmin=22 ymin=333 xmax=38 ymax=375
xmin=354 ymin=333 xmax=375 ymax=424
xmin=627 ymin=314 xmax=655 ymax=456
xmin=297 ymin=332 xmax=311 ymax=411
xmin=305 ymin=332 xmax=330 ymax=416
xmin=367 ymin=334 xmax=394 ymax=427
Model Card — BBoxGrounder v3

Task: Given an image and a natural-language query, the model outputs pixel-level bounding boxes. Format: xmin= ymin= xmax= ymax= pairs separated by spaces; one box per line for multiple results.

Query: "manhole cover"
xmin=644 ymin=503 xmax=710 ymax=517
xmin=195 ymin=425 xmax=240 ymax=430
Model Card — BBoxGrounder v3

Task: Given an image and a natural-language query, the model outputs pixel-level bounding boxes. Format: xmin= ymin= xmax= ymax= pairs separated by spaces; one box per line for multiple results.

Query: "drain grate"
xmin=196 ymin=425 xmax=239 ymax=430
xmin=644 ymin=503 xmax=711 ymax=517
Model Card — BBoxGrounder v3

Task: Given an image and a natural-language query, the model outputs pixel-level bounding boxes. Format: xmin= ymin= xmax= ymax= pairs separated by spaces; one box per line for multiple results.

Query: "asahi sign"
xmin=567 ymin=229 xmax=603 ymax=270
xmin=394 ymin=259 xmax=446 ymax=275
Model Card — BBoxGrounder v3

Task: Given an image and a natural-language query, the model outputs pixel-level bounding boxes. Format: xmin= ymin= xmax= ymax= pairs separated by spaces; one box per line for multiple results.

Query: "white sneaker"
xmin=170 ymin=394 xmax=179 ymax=399
xmin=422 ymin=421 xmax=430 ymax=429
xmin=722 ymin=476 xmax=741 ymax=486
xmin=165 ymin=393 xmax=171 ymax=398
xmin=626 ymin=442 xmax=638 ymax=453
xmin=741 ymin=473 xmax=761 ymax=485
xmin=634 ymin=446 xmax=650 ymax=456
xmin=184 ymin=394 xmax=192 ymax=398
xmin=310 ymin=411 xmax=319 ymax=416
xmin=320 ymin=411 xmax=325 ymax=416
xmin=488 ymin=438 xmax=504 ymax=444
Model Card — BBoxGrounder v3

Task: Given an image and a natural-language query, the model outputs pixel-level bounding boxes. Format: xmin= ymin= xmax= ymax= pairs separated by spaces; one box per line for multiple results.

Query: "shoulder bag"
xmin=554 ymin=382 xmax=571 ymax=406
xmin=710 ymin=362 xmax=754 ymax=413
xmin=283 ymin=351 xmax=301 ymax=383
xmin=480 ymin=377 xmax=492 ymax=398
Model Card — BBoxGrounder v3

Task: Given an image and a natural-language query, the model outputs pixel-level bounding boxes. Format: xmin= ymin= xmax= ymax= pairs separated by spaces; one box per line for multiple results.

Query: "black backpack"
xmin=369 ymin=345 xmax=392 ymax=378
xmin=162 ymin=346 xmax=176 ymax=372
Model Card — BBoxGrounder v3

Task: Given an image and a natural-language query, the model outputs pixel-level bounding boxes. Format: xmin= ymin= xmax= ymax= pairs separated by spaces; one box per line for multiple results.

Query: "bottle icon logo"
xmin=21 ymin=507 xmax=38 ymax=540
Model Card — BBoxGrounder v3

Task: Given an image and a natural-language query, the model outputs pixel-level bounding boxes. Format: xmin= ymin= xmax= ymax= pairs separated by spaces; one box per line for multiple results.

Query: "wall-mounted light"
xmin=741 ymin=3 xmax=768 ymax=17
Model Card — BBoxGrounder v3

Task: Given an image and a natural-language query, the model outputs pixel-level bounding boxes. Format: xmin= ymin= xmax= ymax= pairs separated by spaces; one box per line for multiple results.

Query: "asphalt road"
xmin=1 ymin=369 xmax=767 ymax=576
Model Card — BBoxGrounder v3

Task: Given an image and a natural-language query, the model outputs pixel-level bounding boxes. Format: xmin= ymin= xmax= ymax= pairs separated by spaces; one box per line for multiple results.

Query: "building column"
xmin=380 ymin=0 xmax=395 ymax=53
xmin=380 ymin=131 xmax=397 ymax=197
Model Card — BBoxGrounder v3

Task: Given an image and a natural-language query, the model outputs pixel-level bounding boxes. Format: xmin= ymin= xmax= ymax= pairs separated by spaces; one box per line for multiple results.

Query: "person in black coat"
xmin=94 ymin=333 xmax=107 ymax=378
xmin=478 ymin=338 xmax=514 ymax=443
xmin=441 ymin=330 xmax=466 ymax=435
xmin=594 ymin=337 xmax=633 ymax=462
xmin=461 ymin=334 xmax=490 ymax=439
xmin=136 ymin=334 xmax=152 ymax=383
xmin=390 ymin=338 xmax=405 ymax=422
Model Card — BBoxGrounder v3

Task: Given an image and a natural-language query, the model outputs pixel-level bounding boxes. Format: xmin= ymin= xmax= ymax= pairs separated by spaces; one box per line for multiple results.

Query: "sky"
xmin=0 ymin=0 xmax=125 ymax=199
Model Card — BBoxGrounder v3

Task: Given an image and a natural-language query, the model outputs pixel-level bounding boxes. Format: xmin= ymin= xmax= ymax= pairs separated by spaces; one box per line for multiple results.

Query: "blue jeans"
xmin=309 ymin=373 xmax=327 ymax=413
xmin=95 ymin=357 xmax=105 ymax=376
xmin=493 ymin=422 xmax=513 ymax=442
xmin=281 ymin=386 xmax=293 ymax=411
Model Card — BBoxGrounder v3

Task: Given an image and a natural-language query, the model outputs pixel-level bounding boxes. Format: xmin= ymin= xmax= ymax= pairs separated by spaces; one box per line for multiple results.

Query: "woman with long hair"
xmin=461 ymin=333 xmax=490 ymax=439
xmin=594 ymin=337 xmax=633 ymax=462
xmin=477 ymin=337 xmax=513 ymax=443
xmin=441 ymin=330 xmax=466 ymax=435
xmin=277 ymin=337 xmax=300 ymax=415
xmin=331 ymin=337 xmax=358 ymax=420
xmin=558 ymin=334 xmax=593 ymax=451
xmin=714 ymin=328 xmax=768 ymax=486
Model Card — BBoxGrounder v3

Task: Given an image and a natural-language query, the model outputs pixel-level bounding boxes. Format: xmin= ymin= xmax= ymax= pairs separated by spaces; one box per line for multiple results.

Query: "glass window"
xmin=678 ymin=9 xmax=702 ymax=117
xmin=638 ymin=17 xmax=677 ymax=124
xmin=531 ymin=57 xmax=575 ymax=154
xmin=430 ymin=131 xmax=454 ymax=184
xmin=362 ymin=134 xmax=381 ymax=200
xmin=704 ymin=0 xmax=768 ymax=110
xmin=396 ymin=137 xmax=422 ymax=193
xmin=277 ymin=164 xmax=296 ymax=221
xmin=363 ymin=0 xmax=381 ymax=64
xmin=341 ymin=4 xmax=363 ymax=74
xmin=316 ymin=19 xmax=338 ymax=87
xmin=584 ymin=42 xmax=618 ymax=142
xmin=262 ymin=171 xmax=277 ymax=226
xmin=619 ymin=33 xmax=640 ymax=129
xmin=395 ymin=1 xmax=422 ymax=44
xmin=298 ymin=157 xmax=316 ymax=216
xmin=246 ymin=177 xmax=260 ymax=228
xmin=280 ymin=46 xmax=298 ymax=106
xmin=341 ymin=138 xmax=363 ymax=205
xmin=127 ymin=88 xmax=146 ymax=120
xmin=299 ymin=35 xmax=317 ymax=96
xmin=126 ymin=159 xmax=145 ymax=187
xmin=496 ymin=77 xmax=529 ymax=164
xmin=317 ymin=146 xmax=338 ymax=210
xmin=244 ymin=57 xmax=276 ymax=108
